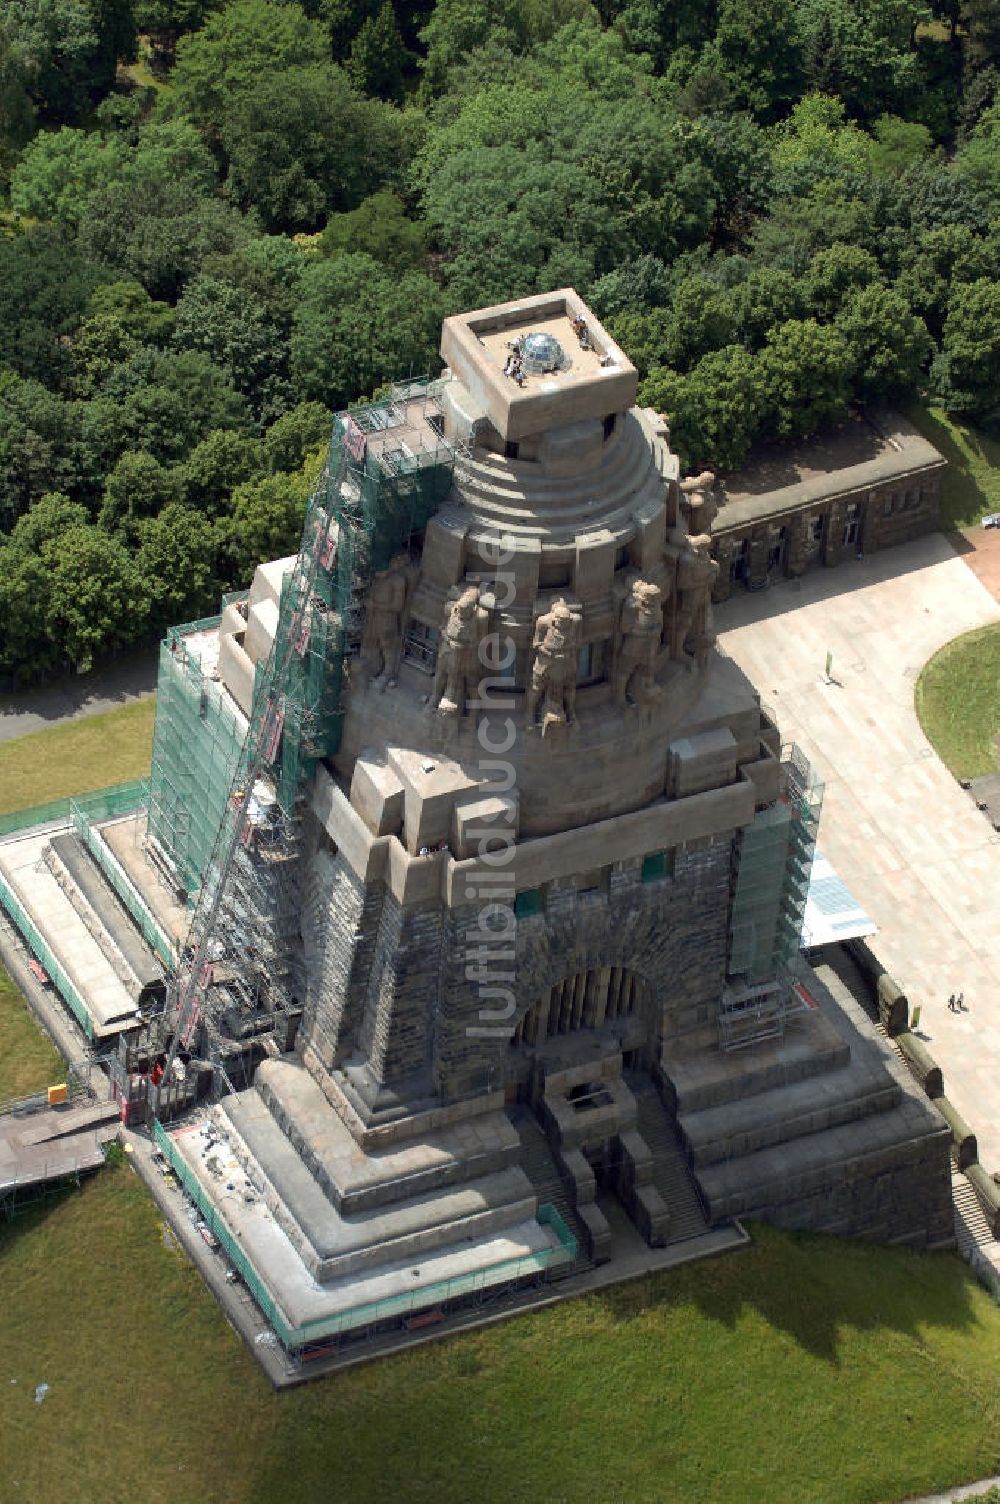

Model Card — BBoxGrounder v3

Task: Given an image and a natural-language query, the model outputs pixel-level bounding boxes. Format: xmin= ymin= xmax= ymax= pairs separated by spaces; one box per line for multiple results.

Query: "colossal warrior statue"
xmin=360 ymin=554 xmax=410 ymax=686
xmin=525 ymin=598 xmax=581 ymax=733
xmin=613 ymin=579 xmax=664 ymax=706
xmin=432 ymin=585 xmax=488 ymax=717
xmin=673 ymin=535 xmax=718 ymax=670
xmin=679 ymin=470 xmax=719 ymax=532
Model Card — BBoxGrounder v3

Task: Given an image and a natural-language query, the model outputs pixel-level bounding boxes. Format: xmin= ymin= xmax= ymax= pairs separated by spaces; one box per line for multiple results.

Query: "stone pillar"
xmin=711 ymin=540 xmax=732 ymax=602
xmin=747 ymin=530 xmax=769 ymax=586
xmin=300 ymin=851 xmax=384 ymax=1074
xmin=861 ymin=491 xmax=878 ymax=555
xmin=824 ymin=501 xmax=845 ymax=566
xmin=354 ymin=895 xmax=442 ymax=1096
xmin=787 ymin=514 xmax=810 ymax=577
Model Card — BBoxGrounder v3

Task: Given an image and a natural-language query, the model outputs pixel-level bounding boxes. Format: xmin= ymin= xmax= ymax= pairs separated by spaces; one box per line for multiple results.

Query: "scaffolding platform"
xmin=0 ymin=1096 xmax=119 ymax=1217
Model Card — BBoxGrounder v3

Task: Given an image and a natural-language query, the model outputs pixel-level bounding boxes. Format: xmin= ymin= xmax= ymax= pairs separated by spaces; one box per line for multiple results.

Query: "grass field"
xmin=906 ymin=404 xmax=1000 ymax=532
xmin=0 ymin=965 xmax=64 ymax=1102
xmin=0 ymin=698 xmax=156 ymax=816
xmin=117 ymin=34 xmax=173 ymax=95
xmin=2 ymin=1165 xmax=1000 ymax=1504
xmin=915 ymin=623 xmax=1000 ymax=780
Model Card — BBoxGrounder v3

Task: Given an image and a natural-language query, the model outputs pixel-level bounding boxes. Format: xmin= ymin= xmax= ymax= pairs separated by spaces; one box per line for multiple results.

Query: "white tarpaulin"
xmin=802 ymin=849 xmax=877 ymax=947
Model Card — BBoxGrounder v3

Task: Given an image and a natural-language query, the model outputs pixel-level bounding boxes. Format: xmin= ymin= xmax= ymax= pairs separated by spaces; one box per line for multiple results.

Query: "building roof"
xmin=440 ymin=289 xmax=637 ymax=442
xmin=713 ymin=410 xmax=946 ymax=533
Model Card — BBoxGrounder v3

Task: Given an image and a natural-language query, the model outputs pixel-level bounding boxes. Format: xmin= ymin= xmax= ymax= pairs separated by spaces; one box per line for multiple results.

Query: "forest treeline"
xmin=1 ymin=0 xmax=999 ymax=681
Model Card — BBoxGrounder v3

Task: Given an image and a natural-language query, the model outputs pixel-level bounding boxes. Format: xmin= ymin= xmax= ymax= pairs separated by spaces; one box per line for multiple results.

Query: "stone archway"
xmin=512 ymin=964 xmax=650 ymax=1048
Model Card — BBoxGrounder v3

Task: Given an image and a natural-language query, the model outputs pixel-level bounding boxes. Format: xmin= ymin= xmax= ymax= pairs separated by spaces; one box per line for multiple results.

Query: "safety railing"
xmin=0 ymin=869 xmax=93 ymax=1038
xmin=0 ymin=778 xmax=148 ymax=841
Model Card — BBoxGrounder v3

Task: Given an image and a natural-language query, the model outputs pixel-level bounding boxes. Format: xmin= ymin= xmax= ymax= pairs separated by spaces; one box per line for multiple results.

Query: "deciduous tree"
xmin=834 ymin=285 xmax=932 ymax=399
xmin=640 ymin=345 xmax=763 ymax=471
xmin=757 ymin=318 xmax=852 ymax=437
xmin=290 ymin=253 xmax=443 ymax=407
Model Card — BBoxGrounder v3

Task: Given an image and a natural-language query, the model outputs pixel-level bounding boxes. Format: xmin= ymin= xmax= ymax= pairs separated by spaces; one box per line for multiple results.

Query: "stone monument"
xmin=156 ymin=290 xmax=953 ymax=1361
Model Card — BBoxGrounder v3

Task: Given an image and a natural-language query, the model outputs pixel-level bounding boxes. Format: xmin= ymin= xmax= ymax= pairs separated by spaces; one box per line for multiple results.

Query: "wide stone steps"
xmin=692 ymin=1100 xmax=945 ymax=1226
xmin=463 ymin=426 xmax=650 ymax=506
xmin=662 ymin=1013 xmax=851 ymax=1115
xmin=629 ymin=1083 xmax=712 ymax=1243
xmin=677 ymin=1059 xmax=901 ymax=1169
xmin=47 ymin=833 xmax=162 ymax=994
xmin=42 ymin=841 xmax=141 ymax=997
xmin=221 ymin=1090 xmax=537 ymax=1283
xmin=257 ymin=1058 xmax=521 ymax=1213
xmin=456 ymin=416 xmax=663 ymax=535
xmin=3 ymin=832 xmax=137 ymax=1033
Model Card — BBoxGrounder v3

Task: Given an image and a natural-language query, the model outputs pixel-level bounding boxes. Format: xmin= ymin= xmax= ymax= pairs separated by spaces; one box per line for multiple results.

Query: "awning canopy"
xmin=802 ymin=850 xmax=877 ymax=947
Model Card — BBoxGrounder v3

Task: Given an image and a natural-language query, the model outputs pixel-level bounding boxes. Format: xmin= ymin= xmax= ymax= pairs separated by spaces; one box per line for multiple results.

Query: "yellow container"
xmin=47 ymin=1083 xmax=68 ymax=1106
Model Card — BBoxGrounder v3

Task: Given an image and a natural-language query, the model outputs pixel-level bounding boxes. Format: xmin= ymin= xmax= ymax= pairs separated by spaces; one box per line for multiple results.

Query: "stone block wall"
xmin=737 ymin=1128 xmax=954 ymax=1249
xmin=711 ymin=471 xmax=943 ymax=602
xmin=299 ymin=828 xmax=736 ymax=1110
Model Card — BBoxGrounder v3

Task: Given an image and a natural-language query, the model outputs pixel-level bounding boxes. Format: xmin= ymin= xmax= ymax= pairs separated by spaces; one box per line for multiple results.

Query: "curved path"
xmin=715 ymin=534 xmax=1000 ymax=1171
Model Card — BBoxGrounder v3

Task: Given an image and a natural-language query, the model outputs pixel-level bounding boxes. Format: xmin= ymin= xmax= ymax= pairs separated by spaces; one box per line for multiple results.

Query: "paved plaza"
xmin=716 ymin=535 xmax=1000 ymax=1172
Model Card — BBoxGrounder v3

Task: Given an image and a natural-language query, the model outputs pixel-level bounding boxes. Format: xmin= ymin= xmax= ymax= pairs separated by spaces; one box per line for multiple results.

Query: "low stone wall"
xmin=843 ymin=938 xmax=1000 ymax=1237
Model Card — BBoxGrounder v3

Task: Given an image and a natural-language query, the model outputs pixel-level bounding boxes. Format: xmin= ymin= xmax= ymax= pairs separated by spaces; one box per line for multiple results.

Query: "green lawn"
xmin=1 ymin=1166 xmax=999 ymax=1504
xmin=915 ymin=623 xmax=1000 ymax=780
xmin=906 ymin=403 xmax=1000 ymax=531
xmin=0 ymin=698 xmax=156 ymax=816
xmin=117 ymin=34 xmax=173 ymax=95
xmin=0 ymin=965 xmax=64 ymax=1102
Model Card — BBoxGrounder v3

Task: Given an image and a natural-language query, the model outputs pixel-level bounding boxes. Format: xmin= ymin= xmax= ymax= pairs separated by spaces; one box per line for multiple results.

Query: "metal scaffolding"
xmin=130 ymin=379 xmax=464 ymax=1112
xmin=147 ymin=620 xmax=248 ymax=901
xmin=726 ymin=743 xmax=823 ymax=990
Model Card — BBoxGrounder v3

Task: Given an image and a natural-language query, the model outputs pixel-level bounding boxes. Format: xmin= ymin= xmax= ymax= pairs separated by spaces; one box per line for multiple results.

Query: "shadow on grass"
xmin=906 ymin=405 xmax=999 ymax=530
xmin=0 ymin=1177 xmax=84 ymax=1245
xmin=583 ymin=1222 xmax=979 ymax=1365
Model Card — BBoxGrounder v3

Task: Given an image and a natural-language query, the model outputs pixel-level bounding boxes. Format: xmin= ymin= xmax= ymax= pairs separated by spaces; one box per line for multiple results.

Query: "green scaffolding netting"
xmin=728 ymin=754 xmax=822 ymax=983
xmin=147 ymin=381 xmax=461 ymax=895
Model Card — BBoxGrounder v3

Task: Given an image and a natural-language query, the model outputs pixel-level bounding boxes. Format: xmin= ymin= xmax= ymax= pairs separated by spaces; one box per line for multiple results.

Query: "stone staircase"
xmin=43 ymin=834 xmax=163 ymax=1003
xmin=221 ymin=1086 xmax=538 ymax=1283
xmin=629 ymin=1079 xmax=712 ymax=1243
xmin=509 ymin=1107 xmax=595 ymax=1278
xmin=661 ymin=968 xmax=955 ymax=1246
xmin=952 ymin=1166 xmax=1000 ymax=1297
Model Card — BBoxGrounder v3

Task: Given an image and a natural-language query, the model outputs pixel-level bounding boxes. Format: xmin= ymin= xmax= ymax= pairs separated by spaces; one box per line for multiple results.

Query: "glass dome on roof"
xmin=519 ymin=330 xmax=567 ymax=374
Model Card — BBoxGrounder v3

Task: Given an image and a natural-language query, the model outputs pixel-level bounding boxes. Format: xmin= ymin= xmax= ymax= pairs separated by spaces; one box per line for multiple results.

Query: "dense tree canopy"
xmin=0 ymin=0 xmax=998 ymax=684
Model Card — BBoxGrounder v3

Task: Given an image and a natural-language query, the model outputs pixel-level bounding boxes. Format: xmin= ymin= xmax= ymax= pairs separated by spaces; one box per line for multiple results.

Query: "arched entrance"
xmin=512 ymin=965 xmax=650 ymax=1049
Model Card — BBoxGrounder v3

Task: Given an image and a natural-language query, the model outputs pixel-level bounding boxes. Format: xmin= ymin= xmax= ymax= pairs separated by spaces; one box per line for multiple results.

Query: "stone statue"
xmin=360 ymin=554 xmax=410 ymax=687
xmin=432 ymin=585 xmax=488 ymax=717
xmin=673 ymin=535 xmax=718 ymax=672
xmin=525 ymin=598 xmax=581 ymax=734
xmin=680 ymin=470 xmax=719 ymax=532
xmin=613 ymin=579 xmax=664 ymax=706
